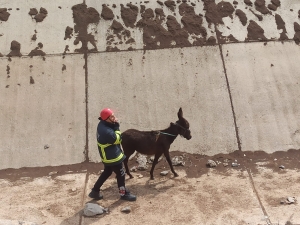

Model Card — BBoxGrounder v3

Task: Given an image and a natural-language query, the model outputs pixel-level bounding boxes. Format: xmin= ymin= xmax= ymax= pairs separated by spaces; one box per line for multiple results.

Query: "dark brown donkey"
xmin=121 ymin=108 xmax=192 ymax=179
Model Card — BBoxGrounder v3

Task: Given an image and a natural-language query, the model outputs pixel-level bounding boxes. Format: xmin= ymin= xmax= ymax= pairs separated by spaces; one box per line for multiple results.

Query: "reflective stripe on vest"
xmin=97 ymin=131 xmax=123 ymax=164
xmin=114 ymin=131 xmax=122 ymax=144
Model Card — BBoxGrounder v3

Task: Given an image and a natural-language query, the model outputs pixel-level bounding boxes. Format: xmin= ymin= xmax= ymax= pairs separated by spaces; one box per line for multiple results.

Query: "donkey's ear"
xmin=177 ymin=107 xmax=183 ymax=119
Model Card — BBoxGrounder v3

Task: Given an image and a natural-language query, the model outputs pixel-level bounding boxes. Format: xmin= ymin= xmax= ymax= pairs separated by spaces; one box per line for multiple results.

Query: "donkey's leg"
xmin=150 ymin=152 xmax=163 ymax=180
xmin=123 ymin=156 xmax=134 ymax=179
xmin=123 ymin=148 xmax=135 ymax=179
xmin=164 ymin=150 xmax=179 ymax=177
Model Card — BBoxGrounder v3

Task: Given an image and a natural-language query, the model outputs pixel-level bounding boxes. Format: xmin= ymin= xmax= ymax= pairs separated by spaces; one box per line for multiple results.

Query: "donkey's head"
xmin=171 ymin=108 xmax=192 ymax=140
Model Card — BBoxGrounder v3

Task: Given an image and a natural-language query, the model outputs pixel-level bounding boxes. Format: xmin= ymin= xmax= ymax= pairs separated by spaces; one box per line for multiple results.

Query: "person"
xmin=88 ymin=108 xmax=137 ymax=201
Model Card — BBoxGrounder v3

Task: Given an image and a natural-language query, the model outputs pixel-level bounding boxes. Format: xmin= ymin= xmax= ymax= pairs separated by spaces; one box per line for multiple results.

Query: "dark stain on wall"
xmin=246 ymin=20 xmax=267 ymax=41
xmin=72 ymin=3 xmax=100 ymax=53
xmin=29 ymin=7 xmax=48 ymax=22
xmin=28 ymin=42 xmax=46 ymax=57
xmin=7 ymin=41 xmax=22 ymax=57
xmin=0 ymin=8 xmax=10 ymax=21
xmin=64 ymin=26 xmax=74 ymax=40
xmin=101 ymin=5 xmax=114 ymax=20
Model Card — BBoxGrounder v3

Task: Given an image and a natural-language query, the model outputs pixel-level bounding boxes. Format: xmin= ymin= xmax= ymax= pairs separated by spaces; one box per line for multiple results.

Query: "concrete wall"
xmin=0 ymin=55 xmax=86 ymax=169
xmin=1 ymin=0 xmax=300 ymax=169
xmin=87 ymin=47 xmax=237 ymax=162
xmin=224 ymin=41 xmax=300 ymax=152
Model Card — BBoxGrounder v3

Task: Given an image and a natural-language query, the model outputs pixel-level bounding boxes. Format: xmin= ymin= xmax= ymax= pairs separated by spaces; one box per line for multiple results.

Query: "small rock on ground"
xmin=160 ymin=171 xmax=169 ymax=176
xmin=206 ymin=160 xmax=217 ymax=167
xmin=121 ymin=206 xmax=131 ymax=213
xmin=83 ymin=203 xmax=106 ymax=217
xmin=172 ymin=156 xmax=185 ymax=166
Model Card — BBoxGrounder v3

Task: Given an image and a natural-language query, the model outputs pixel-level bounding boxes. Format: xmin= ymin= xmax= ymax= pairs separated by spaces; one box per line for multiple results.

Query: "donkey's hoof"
xmin=174 ymin=173 xmax=179 ymax=177
xmin=150 ymin=177 xmax=154 ymax=180
xmin=129 ymin=176 xmax=134 ymax=179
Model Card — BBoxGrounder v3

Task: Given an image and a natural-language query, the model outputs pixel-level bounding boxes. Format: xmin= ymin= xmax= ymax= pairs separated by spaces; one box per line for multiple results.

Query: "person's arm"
xmin=104 ymin=125 xmax=121 ymax=145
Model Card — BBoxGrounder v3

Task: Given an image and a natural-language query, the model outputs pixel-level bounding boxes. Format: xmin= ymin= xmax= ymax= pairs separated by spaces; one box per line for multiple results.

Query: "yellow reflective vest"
xmin=96 ymin=120 xmax=125 ymax=166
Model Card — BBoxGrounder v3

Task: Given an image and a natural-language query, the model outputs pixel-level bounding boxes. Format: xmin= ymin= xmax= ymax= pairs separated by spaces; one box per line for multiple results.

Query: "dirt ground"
xmin=0 ymin=150 xmax=299 ymax=225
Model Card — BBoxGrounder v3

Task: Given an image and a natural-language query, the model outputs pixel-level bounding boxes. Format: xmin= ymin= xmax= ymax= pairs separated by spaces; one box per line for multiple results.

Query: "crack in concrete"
xmin=215 ymin=24 xmax=272 ymax=225
xmin=215 ymin=24 xmax=241 ymax=152
xmin=79 ymin=171 xmax=90 ymax=225
xmin=84 ymin=51 xmax=89 ymax=163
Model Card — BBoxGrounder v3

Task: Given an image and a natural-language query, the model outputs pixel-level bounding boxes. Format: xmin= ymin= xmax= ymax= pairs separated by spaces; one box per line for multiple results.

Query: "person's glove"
xmin=113 ymin=122 xmax=120 ymax=131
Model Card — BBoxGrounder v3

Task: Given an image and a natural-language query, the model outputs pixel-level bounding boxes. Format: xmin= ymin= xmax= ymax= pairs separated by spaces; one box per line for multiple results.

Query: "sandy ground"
xmin=0 ymin=150 xmax=299 ymax=225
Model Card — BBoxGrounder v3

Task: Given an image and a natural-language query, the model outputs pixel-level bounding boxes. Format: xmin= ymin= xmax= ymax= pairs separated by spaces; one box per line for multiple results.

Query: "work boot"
xmin=120 ymin=190 xmax=137 ymax=201
xmin=88 ymin=190 xmax=103 ymax=200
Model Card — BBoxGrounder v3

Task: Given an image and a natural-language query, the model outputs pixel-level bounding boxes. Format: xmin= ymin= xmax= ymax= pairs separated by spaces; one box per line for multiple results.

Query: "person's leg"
xmin=92 ymin=165 xmax=113 ymax=192
xmin=111 ymin=163 xmax=136 ymax=201
xmin=89 ymin=165 xmax=112 ymax=200
xmin=111 ymin=163 xmax=125 ymax=189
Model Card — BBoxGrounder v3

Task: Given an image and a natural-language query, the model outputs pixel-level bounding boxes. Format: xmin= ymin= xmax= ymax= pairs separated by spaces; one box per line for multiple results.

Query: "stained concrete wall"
xmin=0 ymin=55 xmax=86 ymax=170
xmin=0 ymin=0 xmax=82 ymax=55
xmin=1 ymin=0 xmax=300 ymax=169
xmin=224 ymin=41 xmax=300 ymax=152
xmin=87 ymin=47 xmax=237 ymax=162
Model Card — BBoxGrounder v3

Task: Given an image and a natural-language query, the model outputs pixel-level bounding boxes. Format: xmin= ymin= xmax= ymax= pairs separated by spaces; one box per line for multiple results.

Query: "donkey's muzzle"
xmin=186 ymin=135 xmax=192 ymax=140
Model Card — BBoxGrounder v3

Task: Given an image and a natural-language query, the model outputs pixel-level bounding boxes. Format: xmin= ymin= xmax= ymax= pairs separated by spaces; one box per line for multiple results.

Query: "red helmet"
xmin=100 ymin=108 xmax=113 ymax=120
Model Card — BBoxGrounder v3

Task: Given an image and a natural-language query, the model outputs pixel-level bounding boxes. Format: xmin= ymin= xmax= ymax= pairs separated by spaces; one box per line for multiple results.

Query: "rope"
xmin=159 ymin=132 xmax=177 ymax=136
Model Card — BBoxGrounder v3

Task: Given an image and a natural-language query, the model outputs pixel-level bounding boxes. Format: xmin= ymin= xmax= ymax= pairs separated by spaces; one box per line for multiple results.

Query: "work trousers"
xmin=92 ymin=162 xmax=125 ymax=193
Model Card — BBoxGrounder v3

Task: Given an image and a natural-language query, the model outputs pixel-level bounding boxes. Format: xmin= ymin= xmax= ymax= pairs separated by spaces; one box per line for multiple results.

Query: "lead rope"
xmin=160 ymin=132 xmax=177 ymax=136
xmin=155 ymin=131 xmax=177 ymax=142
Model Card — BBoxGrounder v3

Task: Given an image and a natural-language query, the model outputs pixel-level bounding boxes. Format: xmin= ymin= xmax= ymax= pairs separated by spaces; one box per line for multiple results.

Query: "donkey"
xmin=121 ymin=108 xmax=192 ymax=180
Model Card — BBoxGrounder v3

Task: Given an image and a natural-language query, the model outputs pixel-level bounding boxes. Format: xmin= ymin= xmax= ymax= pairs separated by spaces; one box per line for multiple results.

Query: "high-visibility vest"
xmin=97 ymin=131 xmax=124 ymax=164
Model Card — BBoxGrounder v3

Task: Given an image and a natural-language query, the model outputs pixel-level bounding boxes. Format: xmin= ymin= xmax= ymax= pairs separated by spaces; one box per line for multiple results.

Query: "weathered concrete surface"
xmin=1 ymin=0 xmax=300 ymax=55
xmin=86 ymin=0 xmax=217 ymax=52
xmin=224 ymin=41 xmax=300 ymax=152
xmin=87 ymin=46 xmax=238 ymax=161
xmin=217 ymin=0 xmax=299 ymax=41
xmin=0 ymin=0 xmax=81 ymax=55
xmin=0 ymin=55 xmax=86 ymax=169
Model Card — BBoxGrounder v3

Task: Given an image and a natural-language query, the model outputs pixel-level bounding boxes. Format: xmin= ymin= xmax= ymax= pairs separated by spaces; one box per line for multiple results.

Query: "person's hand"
xmin=113 ymin=122 xmax=120 ymax=131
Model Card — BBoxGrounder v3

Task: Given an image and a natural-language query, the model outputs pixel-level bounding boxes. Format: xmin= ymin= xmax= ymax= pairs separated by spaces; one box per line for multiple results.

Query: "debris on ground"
xmin=279 ymin=165 xmax=285 ymax=169
xmin=160 ymin=170 xmax=169 ymax=176
xmin=48 ymin=171 xmax=58 ymax=176
xmin=231 ymin=162 xmax=239 ymax=167
xmin=287 ymin=197 xmax=296 ymax=204
xmin=231 ymin=160 xmax=240 ymax=167
xmin=130 ymin=166 xmax=137 ymax=172
xmin=148 ymin=155 xmax=163 ymax=163
xmin=222 ymin=159 xmax=230 ymax=167
xmin=280 ymin=197 xmax=297 ymax=205
xmin=206 ymin=160 xmax=217 ymax=168
xmin=172 ymin=156 xmax=185 ymax=166
xmin=136 ymin=154 xmax=148 ymax=170
xmin=121 ymin=206 xmax=131 ymax=213
xmin=83 ymin=203 xmax=107 ymax=217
